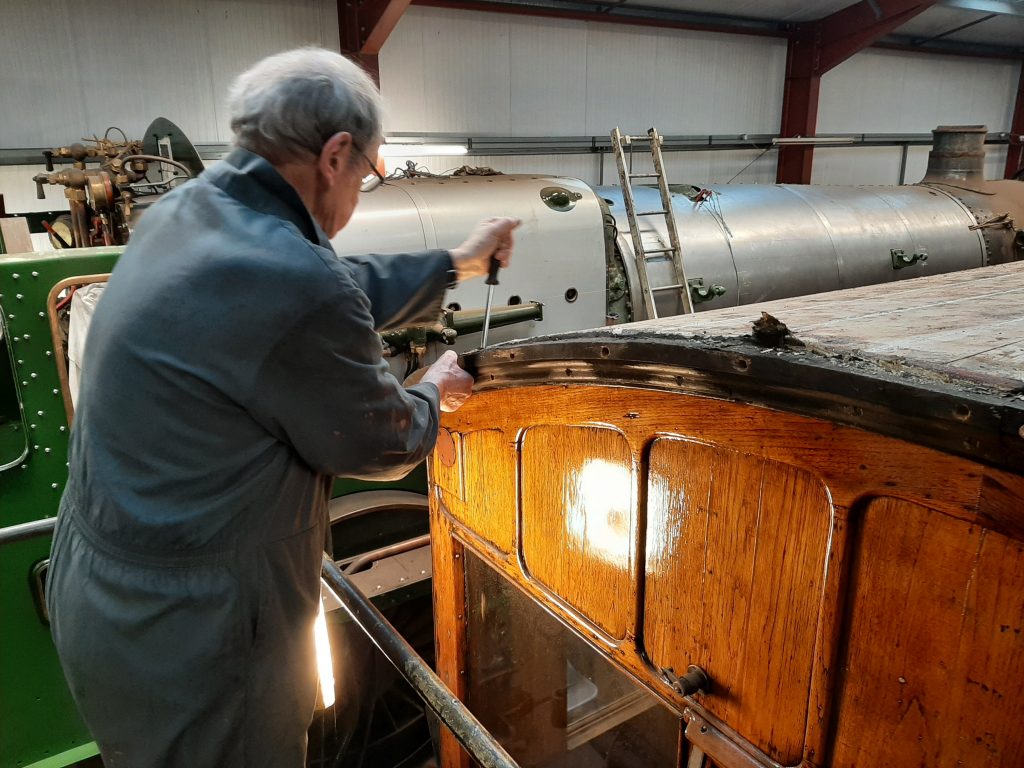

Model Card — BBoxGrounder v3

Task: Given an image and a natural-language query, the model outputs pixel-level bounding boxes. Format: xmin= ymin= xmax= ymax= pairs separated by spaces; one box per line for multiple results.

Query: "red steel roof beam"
xmin=777 ymin=0 xmax=939 ymax=183
xmin=339 ymin=0 xmax=413 ymax=85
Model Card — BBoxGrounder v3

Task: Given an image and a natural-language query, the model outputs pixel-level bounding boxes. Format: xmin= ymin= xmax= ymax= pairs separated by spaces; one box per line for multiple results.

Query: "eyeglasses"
xmin=357 ymin=148 xmax=386 ymax=193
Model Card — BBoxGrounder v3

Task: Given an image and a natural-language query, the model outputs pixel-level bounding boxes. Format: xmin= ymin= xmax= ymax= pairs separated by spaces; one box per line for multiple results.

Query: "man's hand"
xmin=449 ymin=218 xmax=521 ymax=282
xmin=419 ymin=350 xmax=474 ymax=412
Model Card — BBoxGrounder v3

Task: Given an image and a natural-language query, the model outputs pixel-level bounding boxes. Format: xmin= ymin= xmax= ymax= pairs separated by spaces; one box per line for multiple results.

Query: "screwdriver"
xmin=480 ymin=253 xmax=500 ymax=347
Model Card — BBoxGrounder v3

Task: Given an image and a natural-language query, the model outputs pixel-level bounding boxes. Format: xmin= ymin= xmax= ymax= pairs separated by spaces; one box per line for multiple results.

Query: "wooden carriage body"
xmin=428 ymin=263 xmax=1024 ymax=768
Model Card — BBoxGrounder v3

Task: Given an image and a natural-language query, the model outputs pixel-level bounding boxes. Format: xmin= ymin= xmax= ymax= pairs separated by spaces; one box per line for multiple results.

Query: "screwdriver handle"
xmin=485 ymin=254 xmax=500 ymax=286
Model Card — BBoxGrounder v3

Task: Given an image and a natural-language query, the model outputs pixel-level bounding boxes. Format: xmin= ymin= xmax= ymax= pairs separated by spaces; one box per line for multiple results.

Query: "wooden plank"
xmin=0 ymin=218 xmax=33 ymax=255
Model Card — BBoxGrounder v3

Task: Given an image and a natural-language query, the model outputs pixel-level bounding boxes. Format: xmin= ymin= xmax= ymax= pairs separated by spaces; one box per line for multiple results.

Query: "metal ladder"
xmin=611 ymin=127 xmax=694 ymax=318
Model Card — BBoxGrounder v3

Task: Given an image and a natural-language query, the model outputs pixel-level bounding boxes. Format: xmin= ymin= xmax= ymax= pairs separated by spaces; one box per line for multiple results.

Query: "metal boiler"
xmin=332 ymin=125 xmax=1023 ymax=344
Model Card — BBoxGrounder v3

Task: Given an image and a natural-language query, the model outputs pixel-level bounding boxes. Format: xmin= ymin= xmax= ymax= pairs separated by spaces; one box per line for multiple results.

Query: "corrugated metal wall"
xmin=1 ymin=0 xmax=339 ymax=147
xmin=1 ymin=2 xmax=1021 ymax=216
xmin=0 ymin=0 xmax=338 ymax=213
xmin=379 ymin=7 xmax=1021 ymax=186
xmin=379 ymin=6 xmax=787 ymax=185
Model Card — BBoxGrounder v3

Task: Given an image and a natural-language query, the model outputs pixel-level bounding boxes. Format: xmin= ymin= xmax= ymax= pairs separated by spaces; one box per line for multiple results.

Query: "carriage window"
xmin=463 ymin=552 xmax=680 ymax=767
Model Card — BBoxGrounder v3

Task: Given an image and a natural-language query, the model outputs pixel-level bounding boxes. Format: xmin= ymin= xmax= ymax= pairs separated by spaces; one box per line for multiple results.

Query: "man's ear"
xmin=318 ymin=131 xmax=353 ymax=188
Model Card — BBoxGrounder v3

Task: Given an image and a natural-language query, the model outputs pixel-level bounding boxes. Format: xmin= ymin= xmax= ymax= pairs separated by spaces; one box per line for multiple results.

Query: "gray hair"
xmin=227 ymin=47 xmax=383 ymax=164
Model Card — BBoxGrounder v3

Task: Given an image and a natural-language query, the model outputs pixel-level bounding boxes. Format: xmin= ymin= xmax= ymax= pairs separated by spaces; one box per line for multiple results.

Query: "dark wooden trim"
xmin=465 ymin=335 xmax=1024 ymax=475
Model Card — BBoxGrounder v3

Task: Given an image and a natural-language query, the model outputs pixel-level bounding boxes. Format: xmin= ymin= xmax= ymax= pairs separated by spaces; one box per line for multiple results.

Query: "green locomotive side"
xmin=0 ymin=248 xmax=119 ymax=767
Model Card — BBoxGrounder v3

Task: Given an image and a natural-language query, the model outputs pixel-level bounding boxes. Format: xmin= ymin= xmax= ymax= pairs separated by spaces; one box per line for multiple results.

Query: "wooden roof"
xmin=606 ymin=262 xmax=1024 ymax=394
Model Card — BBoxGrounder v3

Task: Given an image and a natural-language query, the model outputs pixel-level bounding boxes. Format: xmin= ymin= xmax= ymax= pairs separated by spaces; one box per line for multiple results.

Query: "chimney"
xmin=921 ymin=125 xmax=988 ymax=185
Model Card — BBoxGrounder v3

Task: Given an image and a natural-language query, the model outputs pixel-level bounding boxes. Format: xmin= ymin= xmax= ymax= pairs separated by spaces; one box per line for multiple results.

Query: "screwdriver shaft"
xmin=481 ymin=284 xmax=496 ymax=347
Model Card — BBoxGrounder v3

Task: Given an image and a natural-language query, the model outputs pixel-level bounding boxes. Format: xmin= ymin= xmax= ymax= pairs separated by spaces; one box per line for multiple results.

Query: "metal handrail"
xmin=1 ymin=516 xmax=518 ymax=766
xmin=321 ymin=553 xmax=520 ymax=768
xmin=342 ymin=533 xmax=431 ymax=575
xmin=0 ymin=516 xmax=56 ymax=545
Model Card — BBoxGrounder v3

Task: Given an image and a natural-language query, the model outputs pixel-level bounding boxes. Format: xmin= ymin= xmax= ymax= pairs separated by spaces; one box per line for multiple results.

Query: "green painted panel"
xmin=330 ymin=462 xmax=428 ymax=499
xmin=0 ymin=249 xmax=119 ymax=768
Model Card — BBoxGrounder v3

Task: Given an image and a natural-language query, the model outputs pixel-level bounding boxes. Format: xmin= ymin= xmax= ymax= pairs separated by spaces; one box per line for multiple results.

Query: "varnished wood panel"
xmin=442 ymin=386 xmax=997 ymax=523
xmin=832 ymin=496 xmax=1024 ymax=767
xmin=520 ymin=425 xmax=636 ymax=640
xmin=430 ymin=511 xmax=471 ymax=768
xmin=433 ymin=384 xmax=1024 ymax=766
xmin=645 ymin=438 xmax=833 ymax=765
xmin=430 ymin=429 xmax=516 ymax=555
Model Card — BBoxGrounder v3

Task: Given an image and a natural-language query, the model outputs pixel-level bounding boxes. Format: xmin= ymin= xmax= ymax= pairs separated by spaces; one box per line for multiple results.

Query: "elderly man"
xmin=46 ymin=48 xmax=517 ymax=767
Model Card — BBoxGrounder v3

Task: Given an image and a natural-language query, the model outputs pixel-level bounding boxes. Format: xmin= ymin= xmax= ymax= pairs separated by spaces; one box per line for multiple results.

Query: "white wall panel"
xmin=380 ymin=7 xmax=788 ymax=138
xmin=509 ymin=17 xmax=589 ymax=136
xmin=647 ymin=29 xmax=786 ymax=134
xmin=0 ymin=0 xmax=340 ymax=149
xmin=0 ymin=167 xmax=70 ymax=214
xmin=582 ymin=25 xmax=663 ymax=135
xmin=818 ymin=49 xmax=1019 ymax=134
xmin=814 ymin=49 xmax=1021 ymax=183
xmin=813 ymin=147 xmax=907 ymax=186
xmin=380 ymin=9 xmax=512 ymax=133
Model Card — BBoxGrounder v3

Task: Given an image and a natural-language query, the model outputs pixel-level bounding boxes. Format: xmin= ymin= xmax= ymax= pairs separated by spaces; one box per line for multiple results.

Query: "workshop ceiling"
xmin=434 ymin=0 xmax=1024 ymax=57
